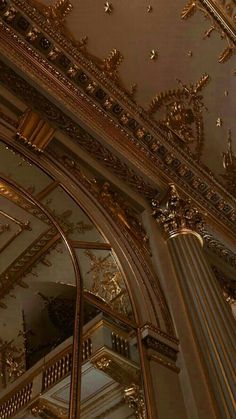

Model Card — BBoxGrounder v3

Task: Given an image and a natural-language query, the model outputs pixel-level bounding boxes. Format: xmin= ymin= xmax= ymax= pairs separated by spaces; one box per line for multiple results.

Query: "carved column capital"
xmin=152 ymin=184 xmax=204 ymax=244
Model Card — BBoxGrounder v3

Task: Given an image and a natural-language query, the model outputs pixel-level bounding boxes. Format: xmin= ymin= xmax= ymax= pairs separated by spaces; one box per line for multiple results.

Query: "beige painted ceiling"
xmin=38 ymin=0 xmax=236 ymax=178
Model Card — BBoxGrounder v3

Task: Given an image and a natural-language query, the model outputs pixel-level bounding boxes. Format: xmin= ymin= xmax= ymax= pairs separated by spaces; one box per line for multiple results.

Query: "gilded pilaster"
xmin=152 ymin=185 xmax=236 ymax=419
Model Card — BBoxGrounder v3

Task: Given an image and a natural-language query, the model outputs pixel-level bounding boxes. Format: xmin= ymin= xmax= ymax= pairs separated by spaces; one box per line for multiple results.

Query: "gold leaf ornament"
xmin=181 ymin=1 xmax=196 ymax=20
xmin=218 ymin=47 xmax=233 ymax=63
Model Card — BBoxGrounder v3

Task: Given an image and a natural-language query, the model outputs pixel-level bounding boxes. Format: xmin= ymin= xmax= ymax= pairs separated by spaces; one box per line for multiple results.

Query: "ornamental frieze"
xmin=0 ymin=2 xmax=236 ymax=239
xmin=0 ymin=59 xmax=235 ymax=242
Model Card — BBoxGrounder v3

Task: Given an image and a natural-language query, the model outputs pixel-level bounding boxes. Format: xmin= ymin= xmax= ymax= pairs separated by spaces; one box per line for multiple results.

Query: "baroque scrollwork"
xmin=84 ymin=249 xmax=132 ymax=318
xmin=148 ymin=74 xmax=210 ymax=158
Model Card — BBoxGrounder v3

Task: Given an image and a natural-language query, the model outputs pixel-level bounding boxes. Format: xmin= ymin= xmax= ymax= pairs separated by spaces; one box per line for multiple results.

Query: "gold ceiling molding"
xmin=1 ymin=60 xmax=236 ymax=277
xmin=221 ymin=130 xmax=236 ymax=197
xmin=0 ymin=227 xmax=59 ymax=304
xmin=181 ymin=0 xmax=236 ymax=63
xmin=28 ymin=0 xmax=84 ymax=50
xmin=0 ymin=177 xmax=51 ymax=225
xmin=148 ymin=74 xmax=210 ymax=158
xmin=29 ymin=0 xmax=73 ymax=25
xmin=1 ymin=22 xmax=235 ymax=241
xmin=16 ymin=108 xmax=56 ymax=152
xmin=0 ymin=210 xmax=31 ymax=253
xmin=27 ymin=0 xmax=133 ymax=97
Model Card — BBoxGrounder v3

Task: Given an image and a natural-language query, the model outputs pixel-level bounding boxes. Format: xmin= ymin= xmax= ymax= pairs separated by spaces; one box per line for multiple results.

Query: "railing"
xmin=42 ymin=351 xmax=72 ymax=392
xmin=0 ymin=382 xmax=32 ymax=419
xmin=111 ymin=332 xmax=130 ymax=358
xmin=0 ymin=316 xmax=134 ymax=417
xmin=82 ymin=337 xmax=92 ymax=362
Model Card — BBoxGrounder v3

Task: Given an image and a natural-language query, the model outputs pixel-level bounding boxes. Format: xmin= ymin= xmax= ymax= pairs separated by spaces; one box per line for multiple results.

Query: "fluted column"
xmin=152 ymin=185 xmax=236 ymax=419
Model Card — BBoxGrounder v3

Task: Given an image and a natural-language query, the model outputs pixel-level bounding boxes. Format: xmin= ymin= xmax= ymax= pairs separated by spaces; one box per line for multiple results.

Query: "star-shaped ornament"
xmin=150 ymin=50 xmax=158 ymax=60
xmin=104 ymin=2 xmax=113 ymax=14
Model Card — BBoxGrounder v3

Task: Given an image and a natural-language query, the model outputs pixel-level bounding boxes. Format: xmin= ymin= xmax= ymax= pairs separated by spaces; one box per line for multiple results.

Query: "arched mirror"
xmin=0 ymin=140 xmax=147 ymax=418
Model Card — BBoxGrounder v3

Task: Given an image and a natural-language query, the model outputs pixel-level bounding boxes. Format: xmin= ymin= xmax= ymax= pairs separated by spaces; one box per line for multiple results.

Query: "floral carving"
xmin=152 ymin=184 xmax=204 ymax=238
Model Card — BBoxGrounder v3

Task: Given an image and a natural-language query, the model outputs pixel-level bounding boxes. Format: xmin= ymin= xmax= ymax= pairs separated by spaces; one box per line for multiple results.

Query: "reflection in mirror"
xmin=77 ymin=245 xmax=147 ymax=418
xmin=80 ymin=300 xmax=146 ymax=419
xmin=0 ymin=141 xmax=147 ymax=418
xmin=0 ymin=179 xmax=76 ymax=419
xmin=0 ymin=142 xmax=81 ymax=418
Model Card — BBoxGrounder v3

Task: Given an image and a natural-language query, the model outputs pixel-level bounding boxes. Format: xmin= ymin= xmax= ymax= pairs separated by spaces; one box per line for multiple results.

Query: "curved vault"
xmin=0 ymin=137 xmax=175 ymax=418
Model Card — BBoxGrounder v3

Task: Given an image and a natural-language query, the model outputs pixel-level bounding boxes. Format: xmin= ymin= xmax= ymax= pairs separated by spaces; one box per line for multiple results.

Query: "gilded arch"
xmin=0 ymin=136 xmax=175 ymax=418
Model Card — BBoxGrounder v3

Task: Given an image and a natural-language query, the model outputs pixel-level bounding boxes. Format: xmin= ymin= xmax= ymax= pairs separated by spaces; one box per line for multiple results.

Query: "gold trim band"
xmin=167 ymin=228 xmax=203 ymax=246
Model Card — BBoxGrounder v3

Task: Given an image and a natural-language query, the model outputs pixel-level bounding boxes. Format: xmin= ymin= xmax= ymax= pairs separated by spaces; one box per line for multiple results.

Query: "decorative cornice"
xmin=202 ymin=228 xmax=236 ymax=268
xmin=2 ymin=107 xmax=236 ymax=277
xmin=140 ymin=322 xmax=179 ymax=345
xmin=0 ymin=52 xmax=235 ymax=241
xmin=1 ymin=75 xmax=236 ymax=277
xmin=0 ymin=58 xmax=159 ymax=201
xmin=29 ymin=0 xmax=73 ymax=25
xmin=152 ymin=184 xmax=204 ymax=241
xmin=142 ymin=335 xmax=178 ymax=362
xmin=0 ymin=13 xmax=235 ymax=239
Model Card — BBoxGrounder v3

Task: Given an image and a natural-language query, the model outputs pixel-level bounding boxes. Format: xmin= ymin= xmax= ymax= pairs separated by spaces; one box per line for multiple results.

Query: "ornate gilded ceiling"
xmin=0 ymin=0 xmax=235 ymax=234
xmin=0 ymin=1 xmax=235 ymax=295
xmin=20 ymin=0 xmax=235 ymax=173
